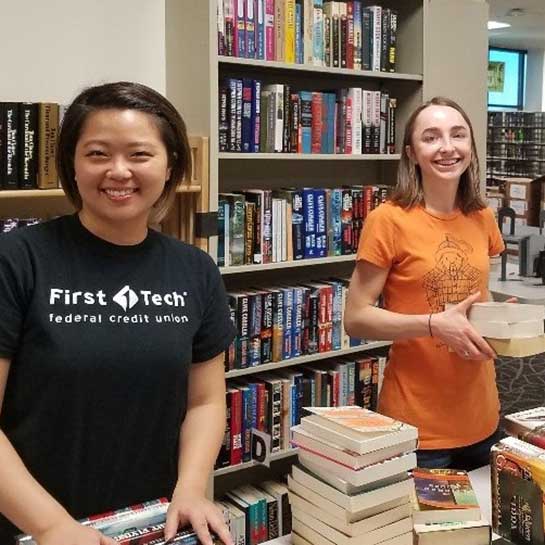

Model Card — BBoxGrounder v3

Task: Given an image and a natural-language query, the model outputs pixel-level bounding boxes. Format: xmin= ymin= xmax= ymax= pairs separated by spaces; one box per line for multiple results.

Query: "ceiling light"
xmin=488 ymin=21 xmax=511 ymax=30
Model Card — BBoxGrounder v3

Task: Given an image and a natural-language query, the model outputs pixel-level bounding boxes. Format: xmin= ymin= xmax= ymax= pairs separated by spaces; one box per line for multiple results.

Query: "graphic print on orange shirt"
xmin=422 ymin=234 xmax=480 ymax=313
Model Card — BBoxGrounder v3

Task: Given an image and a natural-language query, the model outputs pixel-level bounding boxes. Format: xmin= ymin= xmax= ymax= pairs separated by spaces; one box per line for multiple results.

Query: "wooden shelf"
xmin=0 ymin=185 xmax=202 ymax=199
xmin=221 ymin=254 xmax=356 ymax=275
xmin=219 ymin=153 xmax=400 ymax=161
xmin=225 ymin=341 xmax=392 ymax=379
xmin=214 ymin=447 xmax=298 ymax=477
xmin=219 ymin=56 xmax=424 ymax=82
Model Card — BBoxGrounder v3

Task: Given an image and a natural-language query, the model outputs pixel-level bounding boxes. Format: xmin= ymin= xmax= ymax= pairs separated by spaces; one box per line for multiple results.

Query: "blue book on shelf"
xmin=291 ymin=286 xmax=304 ymax=357
xmin=314 ymin=188 xmax=327 ymax=257
xmin=281 ymin=286 xmax=293 ymax=360
xmin=302 ymin=188 xmax=316 ymax=258
xmin=241 ymin=79 xmax=254 ymax=152
xmin=245 ymin=0 xmax=256 ymax=59
xmin=330 ymin=188 xmax=342 ymax=255
xmin=255 ymin=0 xmax=265 ymax=59
xmin=251 ymin=80 xmax=261 ymax=152
xmin=295 ymin=1 xmax=303 ymax=64
xmin=291 ymin=188 xmax=304 ymax=260
xmin=236 ymin=0 xmax=246 ymax=58
xmin=299 ymin=91 xmax=313 ymax=154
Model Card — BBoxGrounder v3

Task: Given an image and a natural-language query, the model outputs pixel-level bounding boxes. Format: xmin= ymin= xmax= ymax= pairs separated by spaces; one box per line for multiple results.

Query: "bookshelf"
xmin=165 ymin=0 xmax=489 ymax=499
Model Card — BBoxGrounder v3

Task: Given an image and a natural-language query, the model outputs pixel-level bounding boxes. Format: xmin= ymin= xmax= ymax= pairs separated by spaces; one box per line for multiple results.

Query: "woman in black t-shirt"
xmin=0 ymin=82 xmax=235 ymax=545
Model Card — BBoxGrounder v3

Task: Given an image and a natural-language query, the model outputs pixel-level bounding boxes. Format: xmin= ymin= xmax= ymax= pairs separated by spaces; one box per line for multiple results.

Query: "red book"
xmin=346 ymin=1 xmax=354 ymax=69
xmin=228 ymin=388 xmax=243 ymax=466
xmin=311 ymin=92 xmax=323 ymax=154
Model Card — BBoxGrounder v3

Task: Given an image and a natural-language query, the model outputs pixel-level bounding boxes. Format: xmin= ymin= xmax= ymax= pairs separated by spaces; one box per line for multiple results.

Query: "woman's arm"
xmin=344 ymin=260 xmax=496 ymax=360
xmin=0 ymin=358 xmax=114 ymax=545
xmin=165 ymin=354 xmax=233 ymax=545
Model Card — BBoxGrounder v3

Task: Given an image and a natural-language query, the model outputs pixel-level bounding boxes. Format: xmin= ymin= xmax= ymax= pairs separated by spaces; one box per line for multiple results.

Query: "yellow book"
xmin=284 ymin=0 xmax=296 ymax=63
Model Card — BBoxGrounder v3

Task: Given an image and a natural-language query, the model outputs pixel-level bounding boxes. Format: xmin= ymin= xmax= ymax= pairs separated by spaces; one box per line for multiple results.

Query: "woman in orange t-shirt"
xmin=344 ymin=96 xmax=504 ymax=470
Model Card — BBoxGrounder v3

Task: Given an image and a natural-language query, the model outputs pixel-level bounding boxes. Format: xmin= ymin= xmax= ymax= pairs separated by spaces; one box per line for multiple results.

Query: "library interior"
xmin=2 ymin=1 xmax=545 ymax=545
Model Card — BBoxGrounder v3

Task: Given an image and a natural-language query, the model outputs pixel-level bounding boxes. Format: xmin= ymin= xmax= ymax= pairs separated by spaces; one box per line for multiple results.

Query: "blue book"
xmin=299 ymin=91 xmax=313 ymax=154
xmin=291 ymin=286 xmax=304 ymax=357
xmin=291 ymin=188 xmax=304 ymax=260
xmin=330 ymin=188 xmax=343 ymax=255
xmin=241 ymin=79 xmax=254 ymax=152
xmin=312 ymin=0 xmax=323 ymax=65
xmin=281 ymin=286 xmax=293 ymax=360
xmin=238 ymin=385 xmax=252 ymax=462
xmin=217 ymin=198 xmax=227 ymax=267
xmin=255 ymin=0 xmax=265 ymax=59
xmin=252 ymin=80 xmax=262 ymax=152
xmin=295 ymin=1 xmax=303 ymax=64
xmin=245 ymin=0 xmax=256 ymax=58
xmin=236 ymin=0 xmax=246 ymax=58
xmin=302 ymin=188 xmax=316 ymax=258
xmin=314 ymin=188 xmax=327 ymax=257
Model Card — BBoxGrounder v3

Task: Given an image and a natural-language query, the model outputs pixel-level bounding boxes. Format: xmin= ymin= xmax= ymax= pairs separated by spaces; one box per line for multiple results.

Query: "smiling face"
xmin=74 ymin=108 xmax=171 ymax=242
xmin=407 ymin=105 xmax=472 ymax=187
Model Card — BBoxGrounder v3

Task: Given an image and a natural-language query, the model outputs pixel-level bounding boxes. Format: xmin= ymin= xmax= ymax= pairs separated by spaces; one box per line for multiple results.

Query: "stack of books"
xmin=287 ymin=405 xmax=418 ymax=545
xmin=467 ymin=302 xmax=545 ymax=357
xmin=411 ymin=468 xmax=491 ymax=545
xmin=503 ymin=406 xmax=545 ymax=448
xmin=16 ymin=499 xmax=211 ymax=545
xmin=491 ymin=436 xmax=545 ymax=544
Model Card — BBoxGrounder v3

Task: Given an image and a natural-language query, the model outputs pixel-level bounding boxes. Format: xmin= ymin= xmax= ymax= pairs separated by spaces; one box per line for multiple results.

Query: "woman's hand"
xmin=164 ymin=488 xmax=233 ymax=545
xmin=431 ymin=291 xmax=496 ymax=360
xmin=35 ymin=518 xmax=116 ymax=545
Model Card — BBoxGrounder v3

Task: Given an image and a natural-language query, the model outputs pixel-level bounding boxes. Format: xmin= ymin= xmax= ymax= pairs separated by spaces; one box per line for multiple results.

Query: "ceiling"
xmin=488 ymin=0 xmax=545 ymax=49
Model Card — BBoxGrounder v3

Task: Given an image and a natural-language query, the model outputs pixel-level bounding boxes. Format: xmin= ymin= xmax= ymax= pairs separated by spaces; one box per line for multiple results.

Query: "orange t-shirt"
xmin=356 ymin=202 xmax=505 ymax=449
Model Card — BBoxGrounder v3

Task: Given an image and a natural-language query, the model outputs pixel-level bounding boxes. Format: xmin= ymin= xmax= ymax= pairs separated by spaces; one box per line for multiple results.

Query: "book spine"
xmin=229 ymin=195 xmax=246 ymax=265
xmin=274 ymin=0 xmax=285 ymax=62
xmin=224 ymin=0 xmax=235 ymax=56
xmin=282 ymin=287 xmax=293 ymax=359
xmin=353 ymin=0 xmax=362 ymax=69
xmin=255 ymin=0 xmax=265 ymax=59
xmin=219 ymin=85 xmax=230 ymax=152
xmin=252 ymin=79 xmax=261 ymax=153
xmin=380 ymin=7 xmax=389 ymax=71
xmin=248 ymin=292 xmax=262 ymax=366
xmin=285 ymin=0 xmax=296 ymax=63
xmin=362 ymin=8 xmax=371 ymax=70
xmin=371 ymin=6 xmax=381 ymax=71
xmin=341 ymin=188 xmax=353 ymax=254
xmin=295 ymin=0 xmax=303 ymax=64
xmin=271 ymin=289 xmax=284 ymax=361
xmin=261 ymin=290 xmax=273 ymax=363
xmin=302 ymin=188 xmax=316 ymax=258
xmin=388 ymin=10 xmax=397 ymax=72
xmin=282 ymin=84 xmax=291 ymax=152
xmin=290 ymin=93 xmax=300 ymax=153
xmin=299 ymin=91 xmax=312 ymax=154
xmin=19 ymin=103 xmax=39 ymax=189
xmin=262 ymin=190 xmax=273 ymax=263
xmin=312 ymin=0 xmax=323 ymax=66
xmin=292 ymin=286 xmax=303 ymax=357
xmin=314 ymin=188 xmax=327 ymax=257
xmin=218 ymin=0 xmax=226 ymax=55
xmin=311 ymin=92 xmax=322 ymax=154
xmin=3 ymin=103 xmax=19 ymax=189
xmin=242 ymin=79 xmax=253 ymax=152
xmin=229 ymin=389 xmax=243 ymax=465
xmin=236 ymin=0 xmax=246 ymax=57
xmin=346 ymin=1 xmax=354 ymax=69
xmin=37 ymin=103 xmax=59 ymax=189
xmin=216 ymin=391 xmax=231 ymax=468
xmin=245 ymin=0 xmax=256 ymax=58
xmin=265 ymin=0 xmax=275 ymax=60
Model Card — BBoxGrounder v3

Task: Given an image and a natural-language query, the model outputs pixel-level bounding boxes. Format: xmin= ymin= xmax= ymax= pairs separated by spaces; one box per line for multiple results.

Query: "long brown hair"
xmin=390 ymin=96 xmax=487 ymax=214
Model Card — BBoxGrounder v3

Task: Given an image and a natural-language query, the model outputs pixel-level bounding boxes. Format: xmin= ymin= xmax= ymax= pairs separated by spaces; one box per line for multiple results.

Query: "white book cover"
xmin=471 ymin=318 xmax=544 ymax=339
xmin=298 ymin=449 xmax=417 ymax=486
xmin=468 ymin=302 xmax=545 ymax=322
xmin=289 ymin=490 xmax=411 ymax=536
xmin=349 ymin=87 xmax=362 ymax=154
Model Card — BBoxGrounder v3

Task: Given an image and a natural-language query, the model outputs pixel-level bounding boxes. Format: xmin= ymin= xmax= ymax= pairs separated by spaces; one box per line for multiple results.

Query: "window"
xmin=488 ymin=47 xmax=526 ymax=110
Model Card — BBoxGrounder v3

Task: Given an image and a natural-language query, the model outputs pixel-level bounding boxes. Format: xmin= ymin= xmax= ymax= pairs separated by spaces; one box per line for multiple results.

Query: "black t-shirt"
xmin=0 ymin=215 xmax=235 ymax=542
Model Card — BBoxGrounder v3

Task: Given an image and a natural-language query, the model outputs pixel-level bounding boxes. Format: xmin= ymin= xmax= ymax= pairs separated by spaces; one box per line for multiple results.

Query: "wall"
xmin=0 ymin=0 xmax=166 ymax=104
xmin=423 ymin=0 xmax=489 ymax=190
xmin=525 ymin=48 xmax=545 ymax=111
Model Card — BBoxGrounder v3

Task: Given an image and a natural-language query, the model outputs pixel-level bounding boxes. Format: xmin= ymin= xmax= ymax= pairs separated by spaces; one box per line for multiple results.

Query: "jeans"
xmin=416 ymin=427 xmax=500 ymax=471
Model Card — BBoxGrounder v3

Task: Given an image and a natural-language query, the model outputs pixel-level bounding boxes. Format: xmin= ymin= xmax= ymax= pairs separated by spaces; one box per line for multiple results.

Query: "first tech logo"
xmin=112 ymin=286 xmax=139 ymax=311
xmin=48 ymin=286 xmax=190 ymax=325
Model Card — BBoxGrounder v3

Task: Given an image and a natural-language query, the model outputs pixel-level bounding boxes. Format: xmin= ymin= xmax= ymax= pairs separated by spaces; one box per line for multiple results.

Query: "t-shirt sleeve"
xmin=485 ymin=207 xmax=505 ymax=256
xmin=192 ymin=253 xmax=236 ymax=364
xmin=356 ymin=205 xmax=398 ymax=269
xmin=0 ymin=237 xmax=31 ymax=359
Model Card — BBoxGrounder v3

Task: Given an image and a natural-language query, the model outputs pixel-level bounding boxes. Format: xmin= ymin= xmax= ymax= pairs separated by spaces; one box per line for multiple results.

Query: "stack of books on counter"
xmin=467 ymin=302 xmax=545 ymax=357
xmin=16 ymin=498 xmax=210 ymax=545
xmin=503 ymin=406 xmax=545 ymax=448
xmin=287 ymin=405 xmax=418 ymax=545
xmin=411 ymin=468 xmax=491 ymax=545
xmin=490 ymin=435 xmax=545 ymax=544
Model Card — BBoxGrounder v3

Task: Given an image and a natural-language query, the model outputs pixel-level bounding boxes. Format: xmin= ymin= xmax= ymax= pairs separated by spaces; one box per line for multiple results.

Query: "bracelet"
xmin=428 ymin=313 xmax=433 ymax=337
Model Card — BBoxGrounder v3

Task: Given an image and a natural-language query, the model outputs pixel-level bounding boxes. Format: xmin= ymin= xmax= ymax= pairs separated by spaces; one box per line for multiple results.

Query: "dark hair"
xmin=57 ymin=81 xmax=191 ymax=220
xmin=390 ymin=96 xmax=486 ymax=214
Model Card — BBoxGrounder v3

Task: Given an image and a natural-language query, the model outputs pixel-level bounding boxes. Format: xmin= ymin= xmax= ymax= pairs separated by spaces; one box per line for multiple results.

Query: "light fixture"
xmin=488 ymin=21 xmax=511 ymax=30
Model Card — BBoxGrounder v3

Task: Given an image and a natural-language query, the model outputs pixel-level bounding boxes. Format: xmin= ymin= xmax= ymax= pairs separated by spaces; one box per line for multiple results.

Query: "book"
xmin=486 ymin=335 xmax=545 ymax=357
xmin=290 ymin=463 xmax=413 ymax=519
xmin=504 ymin=406 xmax=545 ymax=449
xmin=288 ymin=490 xmax=411 ymax=536
xmin=292 ymin=529 xmax=412 ymax=545
xmin=411 ymin=468 xmax=481 ymax=524
xmin=471 ymin=318 xmax=544 ymax=339
xmin=490 ymin=437 xmax=545 ymax=544
xmin=413 ymin=519 xmax=491 ymax=545
xmin=303 ymin=406 xmax=405 ymax=434
xmin=468 ymin=302 xmax=545 ymax=322
xmin=291 ymin=424 xmax=417 ymax=469
xmin=292 ymin=509 xmax=412 ymax=545
xmin=300 ymin=411 xmax=418 ymax=455
xmin=298 ymin=449 xmax=417 ymax=487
